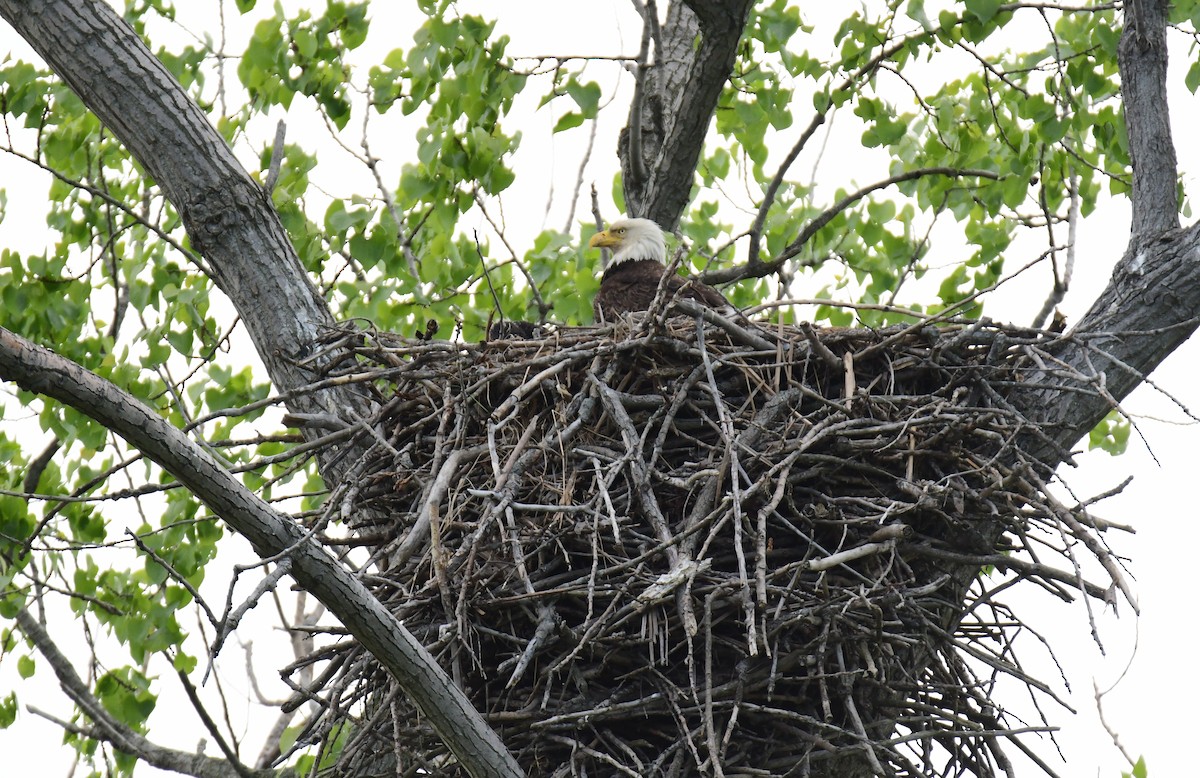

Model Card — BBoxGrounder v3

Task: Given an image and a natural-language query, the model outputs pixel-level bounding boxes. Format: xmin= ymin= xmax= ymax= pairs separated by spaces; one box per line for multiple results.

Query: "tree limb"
xmin=1118 ymin=0 xmax=1178 ymax=239
xmin=703 ymin=167 xmax=1000 ymax=285
xmin=0 ymin=0 xmax=373 ymax=431
xmin=0 ymin=327 xmax=524 ymax=778
xmin=15 ymin=608 xmax=285 ymax=778
xmin=1013 ymin=224 xmax=1200 ymax=464
xmin=1011 ymin=1 xmax=1195 ymax=464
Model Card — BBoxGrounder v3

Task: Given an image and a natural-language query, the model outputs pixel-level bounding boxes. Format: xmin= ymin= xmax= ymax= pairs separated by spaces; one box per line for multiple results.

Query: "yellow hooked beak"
xmin=589 ymin=230 xmax=620 ymax=250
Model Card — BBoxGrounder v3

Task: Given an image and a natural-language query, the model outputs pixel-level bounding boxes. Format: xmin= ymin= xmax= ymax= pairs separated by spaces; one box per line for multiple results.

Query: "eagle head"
xmin=588 ymin=218 xmax=666 ymax=267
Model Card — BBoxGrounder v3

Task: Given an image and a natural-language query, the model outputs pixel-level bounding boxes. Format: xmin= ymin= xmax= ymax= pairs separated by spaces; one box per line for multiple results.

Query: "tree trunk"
xmin=1014 ymin=0 xmax=1191 ymax=464
xmin=618 ymin=0 xmax=754 ymax=228
xmin=0 ymin=2 xmax=521 ymax=775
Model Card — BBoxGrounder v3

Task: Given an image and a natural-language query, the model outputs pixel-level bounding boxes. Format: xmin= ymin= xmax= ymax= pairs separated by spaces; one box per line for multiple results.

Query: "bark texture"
xmin=3 ymin=0 xmax=1198 ymax=776
xmin=618 ymin=0 xmax=754 ymax=228
xmin=1015 ymin=0 xmax=1193 ymax=462
xmin=1119 ymin=0 xmax=1179 ymax=240
xmin=0 ymin=1 xmax=520 ymax=775
xmin=0 ymin=0 xmax=369 ymax=430
xmin=607 ymin=1 xmax=1196 ymax=775
xmin=0 ymin=326 xmax=523 ymax=778
xmin=615 ymin=0 xmax=1195 ymax=475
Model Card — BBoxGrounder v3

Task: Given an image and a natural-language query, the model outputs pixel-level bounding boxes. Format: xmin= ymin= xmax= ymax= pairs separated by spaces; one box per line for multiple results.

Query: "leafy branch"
xmin=704 ymin=167 xmax=1000 ymax=285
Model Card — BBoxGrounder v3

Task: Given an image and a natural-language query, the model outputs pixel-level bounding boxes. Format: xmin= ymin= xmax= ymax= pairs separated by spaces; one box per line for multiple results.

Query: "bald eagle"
xmin=588 ymin=218 xmax=732 ymax=322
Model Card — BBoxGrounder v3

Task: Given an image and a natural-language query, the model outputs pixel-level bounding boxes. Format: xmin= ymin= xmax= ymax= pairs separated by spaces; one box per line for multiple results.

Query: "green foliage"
xmin=696 ymin=2 xmax=1131 ymax=323
xmin=0 ymin=440 xmax=35 ymax=614
xmin=246 ymin=0 xmax=529 ymax=337
xmin=238 ymin=2 xmax=369 ymax=124
xmin=0 ymin=692 xmax=16 ymax=729
xmin=1089 ymin=410 xmax=1131 ymax=456
xmin=94 ymin=665 xmax=156 ymax=733
xmin=1122 ymin=757 xmax=1148 ymax=778
xmin=293 ymin=719 xmax=351 ymax=773
xmin=545 ymin=76 xmax=602 ymax=133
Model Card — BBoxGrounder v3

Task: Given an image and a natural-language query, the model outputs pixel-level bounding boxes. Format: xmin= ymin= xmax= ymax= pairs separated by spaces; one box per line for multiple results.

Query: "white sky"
xmin=2 ymin=2 xmax=1198 ymax=776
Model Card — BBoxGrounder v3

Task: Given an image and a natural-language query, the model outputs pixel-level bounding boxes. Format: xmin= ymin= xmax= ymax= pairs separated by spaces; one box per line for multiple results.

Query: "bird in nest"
xmin=588 ymin=218 xmax=735 ymax=323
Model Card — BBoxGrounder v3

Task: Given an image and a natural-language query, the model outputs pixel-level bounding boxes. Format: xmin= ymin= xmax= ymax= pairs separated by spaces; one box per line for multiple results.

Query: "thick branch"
xmin=1011 ymin=0 xmax=1191 ymax=463
xmin=0 ymin=328 xmax=524 ymax=778
xmin=1119 ymin=0 xmax=1179 ymax=238
xmin=618 ymin=0 xmax=753 ymax=228
xmin=0 ymin=0 xmax=370 ymax=425
xmin=1012 ymin=223 xmax=1200 ymax=464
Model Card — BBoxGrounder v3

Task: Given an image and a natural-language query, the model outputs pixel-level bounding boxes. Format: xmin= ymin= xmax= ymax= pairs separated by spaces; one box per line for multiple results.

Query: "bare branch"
xmin=262 ymin=119 xmax=286 ymax=195
xmin=704 ymin=167 xmax=1001 ymax=285
xmin=746 ymin=112 xmax=827 ymax=268
xmin=15 ymin=608 xmax=279 ymax=778
xmin=0 ymin=0 xmax=375 ymax=444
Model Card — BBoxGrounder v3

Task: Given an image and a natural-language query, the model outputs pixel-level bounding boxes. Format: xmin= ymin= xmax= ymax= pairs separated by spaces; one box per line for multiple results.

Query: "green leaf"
xmin=95 ymin=667 xmax=157 ymax=732
xmin=173 ymin=652 xmax=198 ymax=674
xmin=0 ymin=693 xmax=16 ymax=729
xmin=1186 ymin=61 xmax=1200 ymax=94
xmin=16 ymin=655 xmax=35 ymax=679
xmin=1088 ymin=410 xmax=1130 ymax=456
xmin=565 ymin=79 xmax=601 ymax=117
xmin=553 ymin=111 xmax=585 ymax=133
xmin=964 ymin=0 xmax=1002 ymax=22
xmin=1123 ymin=756 xmax=1148 ymax=778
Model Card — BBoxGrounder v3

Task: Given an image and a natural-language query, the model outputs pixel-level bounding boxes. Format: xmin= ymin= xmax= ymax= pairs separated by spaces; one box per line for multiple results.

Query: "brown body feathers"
xmin=588 ymin=218 xmax=733 ymax=323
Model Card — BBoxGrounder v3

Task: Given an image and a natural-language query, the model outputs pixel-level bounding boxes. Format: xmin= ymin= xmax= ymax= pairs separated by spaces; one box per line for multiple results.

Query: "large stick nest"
xmin=282 ymin=313 xmax=1130 ymax=777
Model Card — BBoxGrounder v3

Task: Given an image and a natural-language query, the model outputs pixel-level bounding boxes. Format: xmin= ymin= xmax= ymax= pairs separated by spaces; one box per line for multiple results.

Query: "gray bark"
xmin=0 ymin=327 xmax=524 ymax=778
xmin=1014 ymin=0 xmax=1192 ymax=462
xmin=620 ymin=0 xmax=1194 ymax=476
xmin=1119 ymin=0 xmax=1179 ymax=240
xmin=15 ymin=607 xmax=289 ymax=778
xmin=613 ymin=2 xmax=1195 ymax=776
xmin=618 ymin=0 xmax=753 ymax=228
xmin=2 ymin=0 xmax=1196 ymax=776
xmin=0 ymin=0 xmax=370 ymax=432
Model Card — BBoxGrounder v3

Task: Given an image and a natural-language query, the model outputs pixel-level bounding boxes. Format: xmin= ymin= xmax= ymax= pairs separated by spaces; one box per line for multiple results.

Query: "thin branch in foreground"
xmin=16 ymin=608 xmax=279 ymax=778
xmin=705 ymin=167 xmax=1001 ymax=285
xmin=262 ymin=119 xmax=286 ymax=195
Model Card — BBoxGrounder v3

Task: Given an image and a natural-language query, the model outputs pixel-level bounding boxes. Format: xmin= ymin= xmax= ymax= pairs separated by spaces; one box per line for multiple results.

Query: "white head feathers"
xmin=588 ymin=218 xmax=667 ymax=267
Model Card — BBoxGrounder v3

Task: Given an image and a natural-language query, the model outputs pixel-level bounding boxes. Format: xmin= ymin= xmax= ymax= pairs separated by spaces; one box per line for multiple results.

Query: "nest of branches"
xmin=280 ymin=310 xmax=1130 ymax=777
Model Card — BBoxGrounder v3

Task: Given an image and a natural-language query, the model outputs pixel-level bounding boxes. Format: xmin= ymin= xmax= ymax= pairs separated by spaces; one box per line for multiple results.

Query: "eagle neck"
xmin=601 ymin=258 xmax=665 ymax=281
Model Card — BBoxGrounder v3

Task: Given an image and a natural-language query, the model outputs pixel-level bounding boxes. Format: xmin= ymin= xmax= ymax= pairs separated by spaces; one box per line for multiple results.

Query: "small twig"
xmin=176 ymin=670 xmax=257 ymax=778
xmin=506 ymin=605 xmax=559 ymax=688
xmin=207 ymin=559 xmax=292 ymax=682
xmin=263 ymin=119 xmax=286 ymax=194
xmin=800 ymin=321 xmax=841 ymax=368
xmin=125 ymin=528 xmax=219 ymax=627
